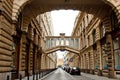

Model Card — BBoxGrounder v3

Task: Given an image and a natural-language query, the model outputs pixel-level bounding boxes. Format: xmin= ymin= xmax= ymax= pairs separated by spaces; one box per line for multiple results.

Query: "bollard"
xmin=39 ymin=73 xmax=40 ymax=79
xmin=36 ymin=74 xmax=38 ymax=80
xmin=27 ymin=75 xmax=29 ymax=80
xmin=33 ymin=75 xmax=35 ymax=80
xmin=7 ymin=75 xmax=9 ymax=80
xmin=19 ymin=75 xmax=22 ymax=80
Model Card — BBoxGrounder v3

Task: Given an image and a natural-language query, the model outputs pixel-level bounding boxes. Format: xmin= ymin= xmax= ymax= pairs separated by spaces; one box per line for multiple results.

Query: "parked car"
xmin=70 ymin=67 xmax=81 ymax=75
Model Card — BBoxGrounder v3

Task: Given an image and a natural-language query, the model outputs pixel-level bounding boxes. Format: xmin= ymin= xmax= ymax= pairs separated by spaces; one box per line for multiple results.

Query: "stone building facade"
xmin=72 ymin=10 xmax=120 ymax=79
xmin=0 ymin=0 xmax=120 ymax=80
xmin=65 ymin=52 xmax=79 ymax=67
xmin=0 ymin=4 xmax=56 ymax=80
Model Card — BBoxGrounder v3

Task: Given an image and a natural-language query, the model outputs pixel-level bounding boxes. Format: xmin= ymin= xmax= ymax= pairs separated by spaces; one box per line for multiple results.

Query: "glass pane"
xmin=56 ymin=38 xmax=59 ymax=46
xmin=61 ymin=38 xmax=64 ymax=45
xmin=114 ymin=49 xmax=120 ymax=69
xmin=66 ymin=38 xmax=70 ymax=46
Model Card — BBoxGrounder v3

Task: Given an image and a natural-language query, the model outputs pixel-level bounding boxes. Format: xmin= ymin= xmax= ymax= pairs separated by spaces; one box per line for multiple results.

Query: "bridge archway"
xmin=11 ymin=0 xmax=120 ymax=78
xmin=46 ymin=46 xmax=79 ymax=54
xmin=12 ymin=0 xmax=120 ymax=32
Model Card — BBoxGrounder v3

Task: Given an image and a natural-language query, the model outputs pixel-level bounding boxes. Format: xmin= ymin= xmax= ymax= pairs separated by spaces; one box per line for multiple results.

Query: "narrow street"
xmin=40 ymin=68 xmax=118 ymax=80
xmin=40 ymin=68 xmax=92 ymax=80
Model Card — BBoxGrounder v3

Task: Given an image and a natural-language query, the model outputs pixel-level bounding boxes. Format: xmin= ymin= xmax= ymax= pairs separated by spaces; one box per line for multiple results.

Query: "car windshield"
xmin=73 ymin=67 xmax=77 ymax=69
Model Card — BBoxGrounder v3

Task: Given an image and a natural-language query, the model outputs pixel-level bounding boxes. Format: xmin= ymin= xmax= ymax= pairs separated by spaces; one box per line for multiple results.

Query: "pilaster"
xmin=19 ymin=32 xmax=27 ymax=77
xmin=106 ymin=34 xmax=115 ymax=78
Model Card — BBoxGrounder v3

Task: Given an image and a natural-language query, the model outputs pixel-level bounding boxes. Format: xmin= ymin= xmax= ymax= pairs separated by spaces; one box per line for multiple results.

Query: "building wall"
xmin=57 ymin=58 xmax=64 ymax=66
xmin=0 ymin=3 xmax=56 ymax=79
xmin=0 ymin=0 xmax=120 ymax=80
xmin=71 ymin=9 xmax=120 ymax=79
xmin=36 ymin=12 xmax=56 ymax=70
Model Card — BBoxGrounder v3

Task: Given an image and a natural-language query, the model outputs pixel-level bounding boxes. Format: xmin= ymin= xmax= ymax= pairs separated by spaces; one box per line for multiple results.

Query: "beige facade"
xmin=0 ymin=0 xmax=120 ymax=80
xmin=37 ymin=13 xmax=57 ymax=70
xmin=71 ymin=10 xmax=120 ymax=79
xmin=0 ymin=5 xmax=57 ymax=79
xmin=57 ymin=58 xmax=64 ymax=66
xmin=65 ymin=52 xmax=79 ymax=67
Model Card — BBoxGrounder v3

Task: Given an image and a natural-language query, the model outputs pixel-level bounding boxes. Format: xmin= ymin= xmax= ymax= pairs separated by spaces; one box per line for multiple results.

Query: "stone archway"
xmin=12 ymin=0 xmax=120 ymax=32
xmin=9 ymin=0 xmax=120 ymax=79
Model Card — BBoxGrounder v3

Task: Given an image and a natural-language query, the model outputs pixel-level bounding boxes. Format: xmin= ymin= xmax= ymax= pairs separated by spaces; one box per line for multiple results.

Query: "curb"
xmin=39 ymin=70 xmax=56 ymax=80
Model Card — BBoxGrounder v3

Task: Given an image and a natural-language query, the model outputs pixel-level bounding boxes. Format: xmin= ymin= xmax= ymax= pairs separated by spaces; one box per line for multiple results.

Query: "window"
xmin=101 ymin=40 xmax=108 ymax=69
xmin=70 ymin=38 xmax=74 ymax=48
xmin=75 ymin=38 xmax=79 ymax=49
xmin=66 ymin=38 xmax=70 ymax=46
xmin=93 ymin=45 xmax=99 ymax=69
xmin=11 ymin=52 xmax=15 ymax=71
xmin=33 ymin=29 xmax=36 ymax=42
xmin=88 ymin=35 xmax=90 ymax=46
xmin=84 ymin=33 xmax=86 ymax=47
xmin=61 ymin=38 xmax=64 ymax=46
xmin=100 ymin=23 xmax=106 ymax=38
xmin=27 ymin=24 xmax=32 ymax=38
xmin=17 ymin=12 xmax=22 ymax=29
xmin=92 ymin=29 xmax=96 ymax=43
xmin=83 ymin=18 xmax=85 ymax=28
xmin=80 ymin=38 xmax=83 ymax=49
xmin=86 ymin=14 xmax=89 ymax=24
xmin=46 ymin=38 xmax=50 ymax=49
xmin=113 ymin=36 xmax=120 ymax=69
xmin=110 ymin=11 xmax=119 ymax=30
xmin=11 ymin=39 xmax=20 ymax=72
xmin=51 ymin=38 xmax=55 ymax=47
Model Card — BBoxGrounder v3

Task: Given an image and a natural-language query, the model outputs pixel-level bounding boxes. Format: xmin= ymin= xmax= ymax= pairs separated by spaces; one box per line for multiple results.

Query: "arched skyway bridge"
xmin=45 ymin=33 xmax=80 ymax=54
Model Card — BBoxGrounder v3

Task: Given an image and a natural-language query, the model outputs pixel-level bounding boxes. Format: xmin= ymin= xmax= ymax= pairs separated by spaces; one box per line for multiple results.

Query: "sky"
xmin=51 ymin=10 xmax=79 ymax=58
xmin=51 ymin=10 xmax=79 ymax=36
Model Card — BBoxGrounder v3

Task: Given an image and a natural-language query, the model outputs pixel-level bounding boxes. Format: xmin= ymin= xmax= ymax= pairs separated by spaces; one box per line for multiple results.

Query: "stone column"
xmin=81 ymin=56 xmax=83 ymax=69
xmin=19 ymin=32 xmax=27 ymax=77
xmin=91 ymin=48 xmax=95 ymax=74
xmin=106 ymin=34 xmax=115 ymax=78
xmin=28 ymin=42 xmax=33 ymax=76
xmin=32 ymin=46 xmax=37 ymax=79
xmin=97 ymin=41 xmax=102 ymax=76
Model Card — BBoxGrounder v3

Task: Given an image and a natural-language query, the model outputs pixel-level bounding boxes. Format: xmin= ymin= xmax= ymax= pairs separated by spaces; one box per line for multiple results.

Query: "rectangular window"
xmin=110 ymin=11 xmax=119 ymax=31
xmin=113 ymin=36 xmax=120 ymax=69
xmin=88 ymin=35 xmax=90 ymax=46
xmin=92 ymin=29 xmax=96 ymax=43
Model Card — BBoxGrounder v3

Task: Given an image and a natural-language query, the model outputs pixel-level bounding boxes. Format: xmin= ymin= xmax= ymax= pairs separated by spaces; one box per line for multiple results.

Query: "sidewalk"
xmin=81 ymin=73 xmax=119 ymax=80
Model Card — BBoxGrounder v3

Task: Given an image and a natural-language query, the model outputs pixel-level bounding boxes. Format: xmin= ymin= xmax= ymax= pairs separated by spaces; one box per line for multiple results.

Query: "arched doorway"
xmin=14 ymin=0 xmax=119 ymax=79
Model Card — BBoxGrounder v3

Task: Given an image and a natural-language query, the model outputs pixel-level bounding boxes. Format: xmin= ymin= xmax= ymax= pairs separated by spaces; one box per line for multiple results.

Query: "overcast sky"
xmin=51 ymin=10 xmax=79 ymax=36
xmin=51 ymin=10 xmax=79 ymax=58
